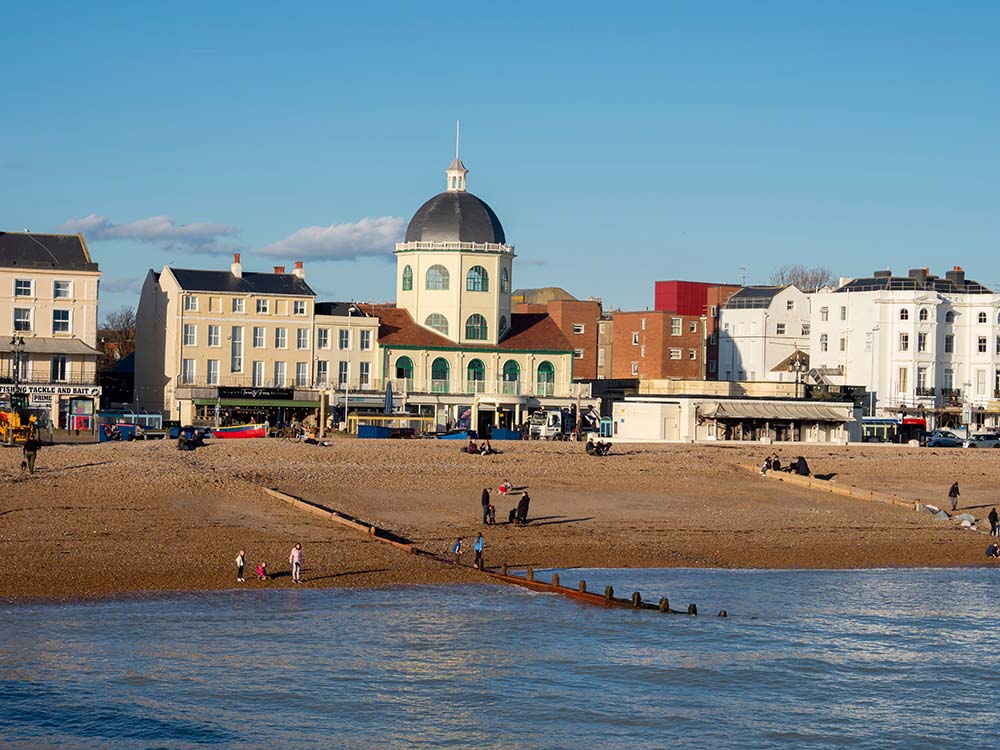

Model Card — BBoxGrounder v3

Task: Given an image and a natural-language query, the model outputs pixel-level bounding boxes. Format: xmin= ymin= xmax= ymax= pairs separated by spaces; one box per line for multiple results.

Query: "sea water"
xmin=1 ymin=568 xmax=998 ymax=750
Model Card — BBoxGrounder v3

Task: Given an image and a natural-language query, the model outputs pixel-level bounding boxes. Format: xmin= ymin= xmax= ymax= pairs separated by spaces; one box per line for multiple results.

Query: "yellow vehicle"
xmin=0 ymin=411 xmax=37 ymax=444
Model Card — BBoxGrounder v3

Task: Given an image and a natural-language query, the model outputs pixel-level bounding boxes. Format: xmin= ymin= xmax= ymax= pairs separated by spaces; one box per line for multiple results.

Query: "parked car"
xmin=926 ymin=430 xmax=964 ymax=448
xmin=962 ymin=433 xmax=1000 ymax=448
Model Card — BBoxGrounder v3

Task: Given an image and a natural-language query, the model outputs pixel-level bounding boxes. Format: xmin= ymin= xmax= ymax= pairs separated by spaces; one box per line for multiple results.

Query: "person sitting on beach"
xmin=760 ymin=456 xmax=772 ymax=476
xmin=986 ymin=543 xmax=1000 ymax=559
xmin=480 ymin=440 xmax=496 ymax=455
xmin=771 ymin=455 xmax=782 ymax=471
xmin=256 ymin=561 xmax=268 ymax=580
xmin=465 ymin=438 xmax=479 ymax=454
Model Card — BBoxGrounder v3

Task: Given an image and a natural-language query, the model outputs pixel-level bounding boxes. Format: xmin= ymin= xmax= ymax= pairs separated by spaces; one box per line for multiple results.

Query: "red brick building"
xmin=612 ymin=281 xmax=741 ymax=380
xmin=612 ymin=311 xmax=707 ymax=379
xmin=513 ymin=291 xmax=602 ymax=380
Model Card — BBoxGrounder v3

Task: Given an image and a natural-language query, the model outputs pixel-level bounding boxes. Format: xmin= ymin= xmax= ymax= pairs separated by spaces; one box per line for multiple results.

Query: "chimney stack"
xmin=293 ymin=261 xmax=305 ymax=280
xmin=945 ymin=265 xmax=966 ymax=287
xmin=231 ymin=253 xmax=242 ymax=279
xmin=273 ymin=265 xmax=285 ymax=274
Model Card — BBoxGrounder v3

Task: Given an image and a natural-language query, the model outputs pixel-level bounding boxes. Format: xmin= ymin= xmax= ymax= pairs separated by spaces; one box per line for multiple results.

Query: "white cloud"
xmin=60 ymin=213 xmax=239 ymax=253
xmin=101 ymin=276 xmax=143 ymax=294
xmin=258 ymin=216 xmax=405 ymax=261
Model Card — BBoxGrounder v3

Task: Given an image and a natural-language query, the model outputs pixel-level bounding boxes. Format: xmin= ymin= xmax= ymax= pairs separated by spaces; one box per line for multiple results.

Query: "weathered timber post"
xmin=604 ymin=585 xmax=614 ymax=602
xmin=658 ymin=597 xmax=669 ymax=613
xmin=551 ymin=572 xmax=560 ymax=588
xmin=579 ymin=580 xmax=587 ymax=593
xmin=687 ymin=603 xmax=698 ymax=616
xmin=501 ymin=563 xmax=508 ymax=576
xmin=526 ymin=567 xmax=534 ymax=582
xmin=718 ymin=610 xmax=728 ymax=617
xmin=631 ymin=592 xmax=642 ymax=608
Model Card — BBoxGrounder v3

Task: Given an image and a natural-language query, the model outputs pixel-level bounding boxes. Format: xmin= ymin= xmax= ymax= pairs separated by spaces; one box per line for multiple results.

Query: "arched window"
xmin=426 ymin=265 xmax=450 ymax=290
xmin=450 ymin=176 xmax=456 ymax=189
xmin=945 ymin=311 xmax=955 ymax=324
xmin=979 ymin=311 xmax=988 ymax=324
xmin=502 ymin=360 xmax=520 ymax=394
xmin=465 ymin=313 xmax=488 ymax=341
xmin=466 ymin=359 xmax=486 ymax=393
xmin=899 ymin=309 xmax=909 ymax=321
xmin=536 ymin=361 xmax=555 ymax=396
xmin=401 ymin=265 xmax=413 ymax=291
xmin=431 ymin=357 xmax=450 ymax=393
xmin=500 ymin=267 xmax=510 ymax=294
xmin=466 ymin=266 xmax=489 ymax=292
xmin=918 ymin=308 xmax=928 ymax=321
xmin=424 ymin=313 xmax=449 ymax=336
xmin=499 ymin=315 xmax=508 ymax=335
xmin=395 ymin=356 xmax=413 ymax=387
xmin=820 ymin=334 xmax=828 ymax=352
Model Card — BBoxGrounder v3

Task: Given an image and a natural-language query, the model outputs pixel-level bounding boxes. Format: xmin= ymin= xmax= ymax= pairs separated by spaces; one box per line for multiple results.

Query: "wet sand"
xmin=0 ymin=439 xmax=995 ymax=602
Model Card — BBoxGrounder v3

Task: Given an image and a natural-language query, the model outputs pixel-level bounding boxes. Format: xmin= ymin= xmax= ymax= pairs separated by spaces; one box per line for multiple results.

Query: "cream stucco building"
xmin=135 ymin=255 xmax=379 ymax=425
xmin=363 ymin=150 xmax=595 ymax=432
xmin=0 ymin=231 xmax=102 ymax=429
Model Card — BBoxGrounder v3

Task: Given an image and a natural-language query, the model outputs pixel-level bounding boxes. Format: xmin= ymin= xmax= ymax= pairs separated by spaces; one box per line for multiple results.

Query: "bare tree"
xmin=98 ymin=306 xmax=137 ymax=369
xmin=769 ymin=264 xmax=838 ymax=291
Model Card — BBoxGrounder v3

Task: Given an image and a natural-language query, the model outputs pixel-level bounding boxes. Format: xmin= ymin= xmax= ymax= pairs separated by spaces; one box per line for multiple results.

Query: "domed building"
xmin=363 ymin=149 xmax=596 ymax=433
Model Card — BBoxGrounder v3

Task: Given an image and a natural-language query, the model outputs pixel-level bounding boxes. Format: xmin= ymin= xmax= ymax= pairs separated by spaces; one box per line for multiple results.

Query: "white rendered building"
xmin=717 ymin=285 xmax=810 ymax=383
xmin=809 ymin=266 xmax=1000 ymax=428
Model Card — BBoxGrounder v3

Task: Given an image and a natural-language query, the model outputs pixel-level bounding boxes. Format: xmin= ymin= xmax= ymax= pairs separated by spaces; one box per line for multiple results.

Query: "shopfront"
xmin=188 ymin=386 xmax=321 ymax=429
xmin=0 ymin=383 xmax=102 ymax=431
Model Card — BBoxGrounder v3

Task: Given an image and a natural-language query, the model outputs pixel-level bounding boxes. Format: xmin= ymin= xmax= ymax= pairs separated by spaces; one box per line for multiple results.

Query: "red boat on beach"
xmin=212 ymin=423 xmax=267 ymax=439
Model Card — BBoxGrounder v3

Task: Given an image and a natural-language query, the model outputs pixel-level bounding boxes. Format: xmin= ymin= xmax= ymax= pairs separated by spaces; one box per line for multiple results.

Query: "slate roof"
xmin=0 ymin=231 xmax=99 ymax=271
xmin=836 ymin=275 xmax=992 ymax=294
xmin=169 ymin=268 xmax=315 ymax=296
xmin=363 ymin=305 xmax=572 ymax=353
xmin=404 ymin=191 xmax=506 ymax=244
xmin=315 ymin=302 xmax=373 ymax=317
xmin=724 ymin=286 xmax=787 ymax=309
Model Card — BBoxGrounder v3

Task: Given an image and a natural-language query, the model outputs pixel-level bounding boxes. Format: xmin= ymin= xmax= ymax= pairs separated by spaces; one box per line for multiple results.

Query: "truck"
xmin=528 ymin=408 xmax=573 ymax=441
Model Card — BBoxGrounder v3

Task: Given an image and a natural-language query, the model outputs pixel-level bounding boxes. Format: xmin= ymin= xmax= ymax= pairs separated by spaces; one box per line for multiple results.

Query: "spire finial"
xmin=455 ymin=120 xmax=460 ymax=160
xmin=445 ymin=123 xmax=468 ymax=192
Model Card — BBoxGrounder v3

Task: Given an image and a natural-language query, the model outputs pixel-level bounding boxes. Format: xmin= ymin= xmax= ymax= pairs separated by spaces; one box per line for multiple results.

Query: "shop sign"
xmin=218 ymin=386 xmax=294 ymax=401
xmin=0 ymin=383 xmax=101 ymax=397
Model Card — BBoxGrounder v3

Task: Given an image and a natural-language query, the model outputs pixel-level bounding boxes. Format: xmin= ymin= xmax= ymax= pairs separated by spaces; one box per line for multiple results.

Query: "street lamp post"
xmin=788 ymin=352 xmax=807 ymax=399
xmin=6 ymin=335 xmax=26 ymax=446
xmin=344 ymin=304 xmax=357 ymax=431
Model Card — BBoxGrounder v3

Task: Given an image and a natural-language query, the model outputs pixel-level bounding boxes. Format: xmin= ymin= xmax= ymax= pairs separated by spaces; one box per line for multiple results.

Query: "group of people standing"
xmin=235 ymin=543 xmax=303 ymax=583
xmin=481 ymin=484 xmax=530 ymax=526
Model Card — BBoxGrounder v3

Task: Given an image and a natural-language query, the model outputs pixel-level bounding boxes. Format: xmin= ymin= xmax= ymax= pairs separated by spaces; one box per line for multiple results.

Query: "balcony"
xmin=0 ymin=373 xmax=99 ymax=386
xmin=940 ymin=388 xmax=962 ymax=402
xmin=915 ymin=386 xmax=936 ymax=397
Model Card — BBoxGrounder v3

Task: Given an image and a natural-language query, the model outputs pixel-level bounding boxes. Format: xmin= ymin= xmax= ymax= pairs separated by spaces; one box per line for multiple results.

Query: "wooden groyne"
xmin=263 ymin=488 xmax=712 ymax=616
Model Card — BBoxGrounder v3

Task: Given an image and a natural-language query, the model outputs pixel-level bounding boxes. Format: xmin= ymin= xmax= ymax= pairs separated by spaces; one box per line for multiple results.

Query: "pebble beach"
xmin=1 ymin=438 xmax=995 ymax=602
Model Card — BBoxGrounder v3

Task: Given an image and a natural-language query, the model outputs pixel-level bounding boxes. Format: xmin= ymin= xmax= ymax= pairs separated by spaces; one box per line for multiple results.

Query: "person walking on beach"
xmin=473 ymin=532 xmax=485 ymax=570
xmin=481 ymin=488 xmax=492 ymax=524
xmin=257 ymin=561 xmax=268 ymax=580
xmin=22 ymin=435 xmax=41 ymax=474
xmin=236 ymin=549 xmax=246 ymax=582
xmin=289 ymin=543 xmax=303 ymax=583
xmin=452 ymin=538 xmax=464 ymax=565
xmin=948 ymin=481 xmax=961 ymax=512
xmin=989 ymin=507 xmax=999 ymax=537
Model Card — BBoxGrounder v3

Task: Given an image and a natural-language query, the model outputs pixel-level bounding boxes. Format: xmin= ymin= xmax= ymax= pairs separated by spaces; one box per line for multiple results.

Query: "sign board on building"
xmin=0 ymin=384 xmax=102 ymax=397
xmin=217 ymin=386 xmax=294 ymax=401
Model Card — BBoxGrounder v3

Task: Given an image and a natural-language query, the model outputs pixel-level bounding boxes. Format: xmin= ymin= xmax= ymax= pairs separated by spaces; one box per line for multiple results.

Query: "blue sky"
xmin=2 ymin=1 xmax=998 ymax=316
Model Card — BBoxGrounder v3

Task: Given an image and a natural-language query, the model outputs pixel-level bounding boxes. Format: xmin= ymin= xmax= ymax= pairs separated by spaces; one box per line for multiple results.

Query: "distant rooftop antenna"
xmin=739 ymin=267 xmax=749 ymax=286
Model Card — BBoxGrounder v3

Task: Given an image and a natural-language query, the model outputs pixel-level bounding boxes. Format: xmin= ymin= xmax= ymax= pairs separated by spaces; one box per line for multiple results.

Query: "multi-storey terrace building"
xmin=134 ymin=256 xmax=380 ymax=425
xmin=0 ymin=231 xmax=102 ymax=429
xmin=809 ymin=266 xmax=1000 ymax=428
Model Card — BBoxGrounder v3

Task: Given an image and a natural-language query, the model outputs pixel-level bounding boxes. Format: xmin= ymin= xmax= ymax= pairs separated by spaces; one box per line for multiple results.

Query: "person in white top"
xmin=289 ymin=543 xmax=303 ymax=583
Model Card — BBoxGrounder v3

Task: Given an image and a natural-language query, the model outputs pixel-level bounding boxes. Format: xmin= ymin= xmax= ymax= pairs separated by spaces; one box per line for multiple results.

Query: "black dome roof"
xmin=404 ymin=191 xmax=506 ymax=244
